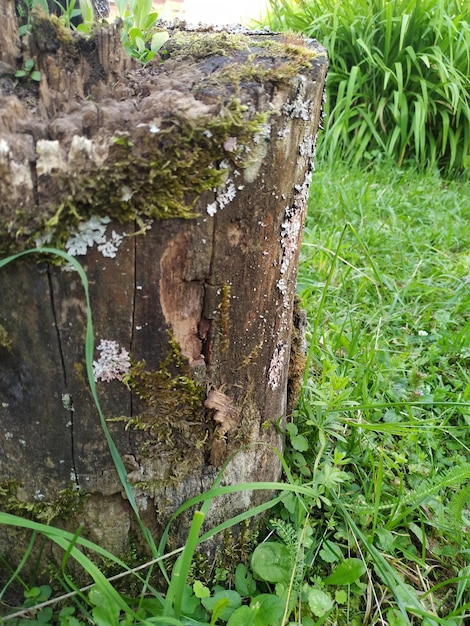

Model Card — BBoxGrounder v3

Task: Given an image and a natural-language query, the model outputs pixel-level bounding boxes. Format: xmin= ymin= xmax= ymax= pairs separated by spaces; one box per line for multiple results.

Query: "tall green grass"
xmin=291 ymin=161 xmax=470 ymax=624
xmin=262 ymin=0 xmax=470 ymax=174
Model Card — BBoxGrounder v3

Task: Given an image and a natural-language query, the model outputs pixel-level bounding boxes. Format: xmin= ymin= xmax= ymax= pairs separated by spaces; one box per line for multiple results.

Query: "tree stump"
xmin=0 ymin=1 xmax=327 ymax=577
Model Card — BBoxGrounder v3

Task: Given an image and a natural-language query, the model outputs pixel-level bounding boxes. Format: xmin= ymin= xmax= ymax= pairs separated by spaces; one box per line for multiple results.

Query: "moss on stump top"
xmin=0 ymin=20 xmax=326 ymax=254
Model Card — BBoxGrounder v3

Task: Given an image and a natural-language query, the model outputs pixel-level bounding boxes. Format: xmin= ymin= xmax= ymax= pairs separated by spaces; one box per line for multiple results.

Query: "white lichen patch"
xmin=10 ymin=160 xmax=33 ymax=190
xmin=268 ymin=341 xmax=287 ymax=390
xmin=277 ymin=277 xmax=288 ymax=295
xmin=283 ymin=97 xmax=311 ymax=121
xmin=282 ymin=76 xmax=312 ymax=123
xmin=223 ymin=136 xmax=238 ymax=152
xmin=277 ymin=171 xmax=312 ymax=293
xmin=218 ymin=181 xmax=237 ymax=208
xmin=65 ymin=216 xmax=124 ymax=258
xmin=277 ymin=126 xmax=290 ymax=138
xmin=98 ymin=230 xmax=124 ymax=258
xmin=280 ymin=206 xmax=303 ymax=276
xmin=36 ymin=140 xmax=66 ymax=176
xmin=0 ymin=139 xmax=9 ymax=156
xmin=253 ymin=123 xmax=272 ymax=144
xmin=35 ymin=231 xmax=53 ymax=248
xmin=206 ymin=163 xmax=237 ymax=216
xmin=62 ymin=393 xmax=74 ymax=411
xmin=121 ymin=185 xmax=133 ymax=202
xmin=275 ymin=167 xmax=314 ymax=340
xmin=207 ymin=202 xmax=218 ymax=217
xmin=93 ymin=339 xmax=131 ymax=383
xmin=243 ymin=123 xmax=271 ymax=184
xmin=299 ymin=127 xmax=316 ymax=159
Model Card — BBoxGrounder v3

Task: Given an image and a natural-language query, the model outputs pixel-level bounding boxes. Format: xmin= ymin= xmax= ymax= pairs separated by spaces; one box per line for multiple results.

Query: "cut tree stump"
xmin=0 ymin=0 xmax=327 ymax=577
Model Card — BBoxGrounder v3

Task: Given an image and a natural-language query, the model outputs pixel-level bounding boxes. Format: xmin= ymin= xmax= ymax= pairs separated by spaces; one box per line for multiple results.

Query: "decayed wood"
xmin=1 ymin=1 xmax=19 ymax=67
xmin=0 ymin=1 xmax=327 ymax=576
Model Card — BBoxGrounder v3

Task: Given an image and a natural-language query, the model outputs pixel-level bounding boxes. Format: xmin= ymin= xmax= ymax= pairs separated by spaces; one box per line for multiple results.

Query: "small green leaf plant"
xmin=52 ymin=0 xmax=95 ymax=32
xmin=15 ymin=58 xmax=41 ymax=82
xmin=52 ymin=0 xmax=83 ymax=28
xmin=16 ymin=0 xmax=50 ymax=36
xmin=115 ymin=0 xmax=169 ymax=64
xmin=9 ymin=585 xmax=86 ymax=625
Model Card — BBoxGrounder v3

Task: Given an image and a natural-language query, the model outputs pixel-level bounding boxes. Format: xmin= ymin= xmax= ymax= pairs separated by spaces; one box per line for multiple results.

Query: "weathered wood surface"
xmin=0 ymin=0 xmax=327 ymax=574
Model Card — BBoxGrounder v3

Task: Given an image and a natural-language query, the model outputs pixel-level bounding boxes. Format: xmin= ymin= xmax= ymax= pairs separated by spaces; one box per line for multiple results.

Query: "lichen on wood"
xmin=0 ymin=10 xmax=328 ymax=570
xmin=0 ymin=17 xmax=326 ymax=257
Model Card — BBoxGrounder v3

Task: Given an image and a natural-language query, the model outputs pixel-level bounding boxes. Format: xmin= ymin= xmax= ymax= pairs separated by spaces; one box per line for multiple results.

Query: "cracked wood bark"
xmin=0 ymin=0 xmax=327 ymax=576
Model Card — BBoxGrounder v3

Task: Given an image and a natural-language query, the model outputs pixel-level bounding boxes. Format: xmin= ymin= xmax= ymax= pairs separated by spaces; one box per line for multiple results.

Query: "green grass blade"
xmin=163 ymin=511 xmax=205 ymax=619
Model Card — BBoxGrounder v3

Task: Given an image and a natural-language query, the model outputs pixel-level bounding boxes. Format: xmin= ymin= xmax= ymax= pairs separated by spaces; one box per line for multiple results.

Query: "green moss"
xmin=0 ymin=324 xmax=12 ymax=351
xmin=165 ymin=33 xmax=319 ymax=89
xmin=30 ymin=11 xmax=76 ymax=50
xmin=231 ymin=392 xmax=261 ymax=447
xmin=218 ymin=283 xmax=231 ymax=353
xmin=2 ymin=97 xmax=269 ymax=255
xmin=111 ymin=336 xmax=207 ymax=479
xmin=187 ymin=519 xmax=259 ymax=586
xmin=164 ymin=32 xmax=318 ymax=77
xmin=164 ymin=32 xmax=252 ymax=60
xmin=0 ymin=481 xmax=86 ymax=524
xmin=219 ymin=56 xmax=312 ymax=87
xmin=2 ymin=29 xmax=319 ymax=255
xmin=255 ymin=36 xmax=318 ymax=59
xmin=216 ymin=38 xmax=318 ymax=88
xmin=286 ymin=296 xmax=307 ymax=416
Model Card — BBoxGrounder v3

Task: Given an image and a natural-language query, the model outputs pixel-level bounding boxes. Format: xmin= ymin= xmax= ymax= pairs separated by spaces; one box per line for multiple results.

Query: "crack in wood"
xmin=46 ymin=265 xmax=79 ymax=487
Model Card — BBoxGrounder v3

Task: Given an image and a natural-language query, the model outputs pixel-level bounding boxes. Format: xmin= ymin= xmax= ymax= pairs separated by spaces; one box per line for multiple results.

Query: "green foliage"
xmin=16 ymin=0 xmax=50 ymax=36
xmin=5 ymin=585 xmax=87 ymax=625
xmin=16 ymin=0 xmax=93 ymax=35
xmin=52 ymin=0 xmax=87 ymax=29
xmin=117 ymin=339 xmax=206 ymax=457
xmin=262 ymin=0 xmax=470 ymax=175
xmin=251 ymin=542 xmax=292 ymax=583
xmin=14 ymin=58 xmax=41 ymax=82
xmin=2 ymin=95 xmax=268 ymax=256
xmin=115 ymin=0 xmax=168 ymax=64
xmin=15 ymin=0 xmax=166 ymax=64
xmin=0 ymin=481 xmax=85 ymax=524
xmin=288 ymin=161 xmax=470 ymax=623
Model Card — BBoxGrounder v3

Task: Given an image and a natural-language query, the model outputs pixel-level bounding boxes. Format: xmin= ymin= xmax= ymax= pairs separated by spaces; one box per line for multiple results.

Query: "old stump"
xmin=0 ymin=0 xmax=327 ymax=579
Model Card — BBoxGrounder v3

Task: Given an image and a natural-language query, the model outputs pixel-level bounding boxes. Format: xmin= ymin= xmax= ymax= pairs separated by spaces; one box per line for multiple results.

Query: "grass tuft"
xmin=261 ymin=0 xmax=470 ymax=175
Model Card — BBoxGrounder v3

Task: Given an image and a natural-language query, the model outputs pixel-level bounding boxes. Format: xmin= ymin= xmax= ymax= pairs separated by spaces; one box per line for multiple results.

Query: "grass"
xmin=290 ymin=160 xmax=470 ymax=624
xmin=261 ymin=0 xmax=470 ymax=174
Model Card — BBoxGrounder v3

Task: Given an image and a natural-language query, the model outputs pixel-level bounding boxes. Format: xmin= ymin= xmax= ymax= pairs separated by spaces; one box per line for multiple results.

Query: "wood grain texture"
xmin=0 ymin=7 xmax=327 ymax=574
